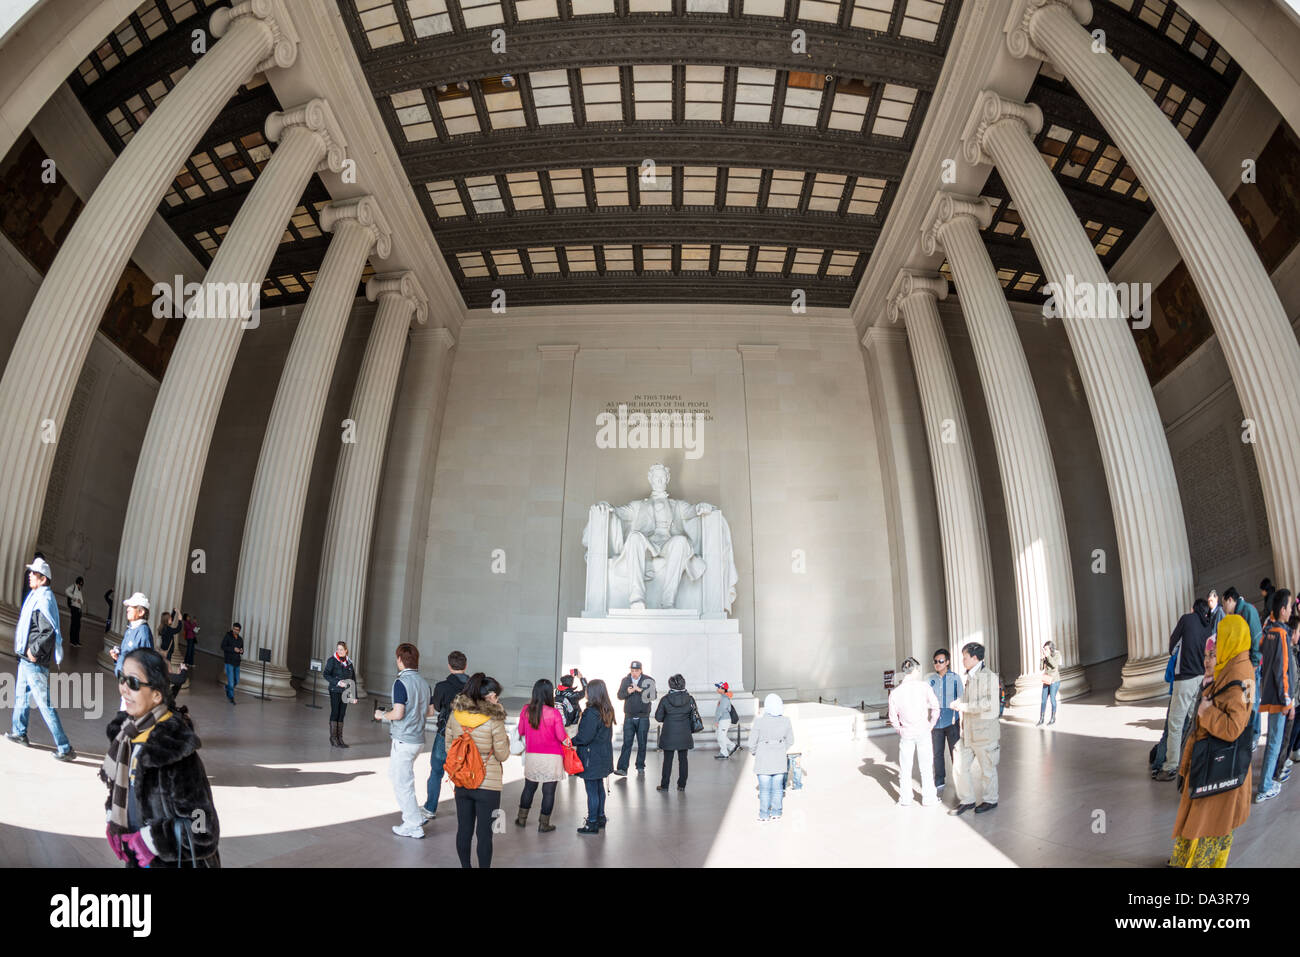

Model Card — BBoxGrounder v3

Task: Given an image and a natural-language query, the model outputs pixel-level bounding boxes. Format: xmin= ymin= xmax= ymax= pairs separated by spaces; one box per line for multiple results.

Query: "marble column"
xmin=106 ymin=99 xmax=347 ymax=669
xmin=0 ymin=0 xmax=297 ymax=623
xmin=922 ymin=192 xmax=1087 ymax=702
xmin=363 ymin=324 xmax=455 ymax=694
xmin=887 ymin=270 xmax=999 ymax=670
xmin=311 ymin=271 xmax=426 ymax=697
xmin=861 ymin=327 xmax=946 ymax=667
xmin=963 ymin=88 xmax=1193 ymax=700
xmin=231 ymin=197 xmax=392 ymax=698
xmin=1012 ymin=0 xmax=1300 ymax=604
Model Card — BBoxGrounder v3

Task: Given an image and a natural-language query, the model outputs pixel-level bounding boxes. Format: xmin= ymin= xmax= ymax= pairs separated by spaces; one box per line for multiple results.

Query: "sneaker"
xmin=4 ymin=732 xmax=29 ymax=747
xmin=613 ymin=769 xmax=628 ymax=777
xmin=898 ymin=801 xmax=915 ymax=808
xmin=53 ymin=749 xmax=77 ymax=762
xmin=1276 ymin=768 xmax=1292 ymax=784
xmin=949 ymin=803 xmax=975 ymax=816
xmin=1286 ymin=759 xmax=1294 ymax=770
xmin=419 ymin=808 xmax=436 ymax=822
xmin=770 ymin=814 xmax=781 ymax=821
xmin=576 ymin=823 xmax=600 ymax=835
xmin=1253 ymin=785 xmax=1281 ymax=804
xmin=656 ymin=784 xmax=669 ymax=791
xmin=392 ymin=824 xmax=425 ymax=838
xmin=714 ymin=753 xmax=728 ymax=760
xmin=758 ymin=815 xmax=770 ymax=822
xmin=974 ymin=801 xmax=998 ymax=814
xmin=1153 ymin=769 xmax=1177 ymax=782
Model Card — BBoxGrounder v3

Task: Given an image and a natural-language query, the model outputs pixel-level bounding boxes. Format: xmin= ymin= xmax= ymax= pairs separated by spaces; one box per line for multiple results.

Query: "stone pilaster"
xmin=923 ymin=191 xmax=1086 ymax=702
xmin=1009 ymin=0 xmax=1300 ymax=595
xmin=887 ymin=270 xmax=999 ymax=670
xmin=0 ymin=1 xmax=295 ymax=626
xmin=964 ymin=87 xmax=1193 ymax=701
xmin=230 ymin=196 xmax=391 ymax=698
xmin=105 ymin=99 xmax=347 ymax=672
xmin=311 ymin=271 xmax=427 ymax=698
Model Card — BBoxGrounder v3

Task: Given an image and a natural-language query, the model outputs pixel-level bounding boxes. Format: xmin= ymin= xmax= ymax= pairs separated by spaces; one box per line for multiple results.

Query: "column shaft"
xmin=109 ymin=118 xmax=333 ymax=667
xmin=933 ymin=206 xmax=1086 ymax=701
xmin=231 ymin=215 xmax=382 ymax=696
xmin=981 ymin=112 xmax=1193 ymax=700
xmin=892 ymin=278 xmax=999 ymax=669
xmin=0 ymin=11 xmax=276 ymax=613
xmin=1024 ymin=0 xmax=1300 ymax=590
xmin=313 ymin=277 xmax=425 ymax=693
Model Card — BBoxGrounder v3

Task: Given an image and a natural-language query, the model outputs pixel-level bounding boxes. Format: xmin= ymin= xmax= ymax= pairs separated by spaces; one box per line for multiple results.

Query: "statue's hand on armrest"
xmin=694 ymin=502 xmax=714 ymax=516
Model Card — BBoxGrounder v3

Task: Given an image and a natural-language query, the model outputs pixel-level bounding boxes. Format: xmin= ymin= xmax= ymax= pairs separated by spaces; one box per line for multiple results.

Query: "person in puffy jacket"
xmin=515 ymin=678 xmax=570 ymax=833
xmin=750 ymin=693 xmax=794 ymax=821
xmin=654 ymin=674 xmax=697 ymax=792
xmin=444 ymin=673 xmax=510 ymax=868
xmin=322 ymin=641 xmax=356 ymax=748
xmin=573 ymin=679 xmax=615 ymax=835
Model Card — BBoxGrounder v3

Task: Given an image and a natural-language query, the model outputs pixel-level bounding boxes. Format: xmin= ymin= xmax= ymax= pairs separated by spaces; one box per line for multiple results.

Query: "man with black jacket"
xmin=423 ymin=650 xmax=469 ymax=818
xmin=220 ymin=623 xmax=243 ymax=705
xmin=6 ymin=558 xmax=76 ymax=760
xmin=614 ymin=660 xmax=657 ymax=776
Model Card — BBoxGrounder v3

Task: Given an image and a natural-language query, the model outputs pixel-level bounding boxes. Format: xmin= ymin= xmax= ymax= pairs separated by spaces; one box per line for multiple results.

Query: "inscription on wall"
xmin=1176 ymin=427 xmax=1250 ymax=577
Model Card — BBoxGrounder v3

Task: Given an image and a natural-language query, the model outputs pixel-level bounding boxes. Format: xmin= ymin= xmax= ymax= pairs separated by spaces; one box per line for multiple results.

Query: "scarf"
xmin=101 ymin=704 xmax=171 ymax=835
xmin=1214 ymin=615 xmax=1251 ymax=680
xmin=13 ymin=585 xmax=63 ymax=666
xmin=334 ymin=651 xmax=351 ymax=669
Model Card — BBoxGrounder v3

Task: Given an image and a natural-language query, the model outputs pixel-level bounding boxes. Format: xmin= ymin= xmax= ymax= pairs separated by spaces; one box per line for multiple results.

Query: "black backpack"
xmin=559 ymin=692 xmax=580 ymax=724
xmin=729 ymin=703 xmax=739 ymax=724
xmin=1181 ymin=680 xmax=1254 ymax=799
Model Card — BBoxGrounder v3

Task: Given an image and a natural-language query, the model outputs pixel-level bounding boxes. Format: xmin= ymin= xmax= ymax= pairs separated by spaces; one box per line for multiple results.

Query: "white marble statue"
xmin=582 ymin=462 xmax=738 ymax=614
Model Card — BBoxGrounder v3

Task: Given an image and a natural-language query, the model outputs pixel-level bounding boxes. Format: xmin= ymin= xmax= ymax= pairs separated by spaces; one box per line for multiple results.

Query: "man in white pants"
xmin=949 ymin=642 xmax=1001 ymax=815
xmin=888 ymin=657 xmax=941 ymax=806
xmin=713 ymin=681 xmax=735 ymax=758
xmin=374 ymin=643 xmax=436 ymax=838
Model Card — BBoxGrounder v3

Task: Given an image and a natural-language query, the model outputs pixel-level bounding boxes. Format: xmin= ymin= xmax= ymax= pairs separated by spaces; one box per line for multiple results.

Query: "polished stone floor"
xmin=1 ymin=647 xmax=1297 ymax=867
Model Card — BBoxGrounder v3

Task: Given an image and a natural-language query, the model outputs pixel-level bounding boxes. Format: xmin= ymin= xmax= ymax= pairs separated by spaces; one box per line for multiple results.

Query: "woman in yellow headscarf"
xmin=1168 ymin=614 xmax=1254 ymax=867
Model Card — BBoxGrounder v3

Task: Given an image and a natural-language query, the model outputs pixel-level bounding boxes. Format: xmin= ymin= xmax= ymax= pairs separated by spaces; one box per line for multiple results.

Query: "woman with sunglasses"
xmin=100 ymin=648 xmax=220 ymax=867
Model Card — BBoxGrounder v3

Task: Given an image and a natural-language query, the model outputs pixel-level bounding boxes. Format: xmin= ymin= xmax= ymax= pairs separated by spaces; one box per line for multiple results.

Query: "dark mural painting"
xmin=0 ymin=130 xmax=182 ymax=380
xmin=1137 ymin=123 xmax=1300 ymax=384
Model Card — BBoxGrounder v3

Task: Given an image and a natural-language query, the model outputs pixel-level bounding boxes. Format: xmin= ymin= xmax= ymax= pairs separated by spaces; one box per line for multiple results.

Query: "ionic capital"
xmin=1005 ymin=0 xmax=1092 ymax=61
xmin=921 ymin=192 xmax=993 ymax=255
xmin=366 ymin=270 xmax=429 ymax=325
xmin=210 ymin=0 xmax=299 ymax=73
xmin=265 ymin=98 xmax=348 ymax=174
xmin=961 ymin=91 xmax=1044 ymax=166
xmin=322 ymin=196 xmax=393 ymax=260
xmin=886 ymin=269 xmax=949 ymax=324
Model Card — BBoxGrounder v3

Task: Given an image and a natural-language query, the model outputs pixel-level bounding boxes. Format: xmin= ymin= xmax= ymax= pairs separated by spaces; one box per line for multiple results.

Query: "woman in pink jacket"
xmin=515 ymin=678 xmax=572 ymax=833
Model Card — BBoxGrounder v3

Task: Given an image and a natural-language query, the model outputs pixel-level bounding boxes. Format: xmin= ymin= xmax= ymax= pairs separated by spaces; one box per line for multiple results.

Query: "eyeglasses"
xmin=116 ymin=674 xmax=157 ymax=692
xmin=933 ymin=659 xmax=947 ymax=665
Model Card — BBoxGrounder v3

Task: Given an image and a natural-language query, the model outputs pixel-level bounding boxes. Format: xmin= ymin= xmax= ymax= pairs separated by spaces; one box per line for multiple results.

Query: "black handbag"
xmin=1183 ymin=680 xmax=1253 ymax=799
xmin=689 ymin=697 xmax=704 ymax=734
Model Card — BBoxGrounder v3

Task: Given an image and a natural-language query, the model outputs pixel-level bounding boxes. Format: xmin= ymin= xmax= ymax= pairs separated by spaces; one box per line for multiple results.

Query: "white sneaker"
xmin=898 ymin=801 xmax=915 ymax=808
xmin=1253 ymin=785 xmax=1281 ymax=804
xmin=1286 ymin=759 xmax=1294 ymax=771
xmin=392 ymin=824 xmax=425 ymax=838
xmin=419 ymin=808 xmax=435 ymax=822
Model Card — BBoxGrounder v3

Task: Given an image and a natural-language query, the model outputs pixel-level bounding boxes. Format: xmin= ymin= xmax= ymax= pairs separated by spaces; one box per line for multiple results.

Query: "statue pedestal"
xmin=561 ymin=609 xmax=754 ymax=716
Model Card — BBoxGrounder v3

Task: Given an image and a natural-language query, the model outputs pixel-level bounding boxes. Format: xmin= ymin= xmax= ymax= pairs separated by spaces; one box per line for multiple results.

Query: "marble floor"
xmin=1 ymin=647 xmax=1297 ymax=867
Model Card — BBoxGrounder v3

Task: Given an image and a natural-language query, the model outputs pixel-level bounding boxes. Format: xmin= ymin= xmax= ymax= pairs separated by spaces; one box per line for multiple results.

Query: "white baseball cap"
xmin=122 ymin=591 xmax=151 ymax=610
xmin=25 ymin=558 xmax=51 ymax=579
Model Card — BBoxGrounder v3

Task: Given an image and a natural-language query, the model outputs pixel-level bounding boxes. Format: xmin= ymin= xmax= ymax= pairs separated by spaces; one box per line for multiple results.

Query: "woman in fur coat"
xmin=101 ymin=648 xmax=220 ymax=867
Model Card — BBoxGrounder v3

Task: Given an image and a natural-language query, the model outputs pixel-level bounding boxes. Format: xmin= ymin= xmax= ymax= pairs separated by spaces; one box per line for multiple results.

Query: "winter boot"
xmin=336 ymin=720 xmax=349 ymax=748
xmin=515 ymin=806 xmax=530 ymax=827
xmin=537 ymin=813 xmax=555 ymax=833
xmin=329 ymin=722 xmax=341 ymax=747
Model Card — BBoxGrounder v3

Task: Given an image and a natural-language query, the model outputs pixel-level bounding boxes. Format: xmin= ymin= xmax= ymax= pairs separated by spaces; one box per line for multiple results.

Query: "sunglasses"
xmin=116 ymin=674 xmax=158 ymax=692
xmin=934 ymin=659 xmax=948 ymax=665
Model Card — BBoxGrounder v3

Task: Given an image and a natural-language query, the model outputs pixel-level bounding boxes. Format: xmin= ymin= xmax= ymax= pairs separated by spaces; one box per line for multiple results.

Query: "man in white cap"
xmin=111 ymin=592 xmax=154 ymax=677
xmin=6 ymin=558 xmax=76 ymax=760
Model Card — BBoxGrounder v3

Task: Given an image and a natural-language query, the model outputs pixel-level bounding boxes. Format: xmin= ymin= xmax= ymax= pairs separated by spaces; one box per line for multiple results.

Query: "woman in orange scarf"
xmin=1169 ymin=615 xmax=1254 ymax=867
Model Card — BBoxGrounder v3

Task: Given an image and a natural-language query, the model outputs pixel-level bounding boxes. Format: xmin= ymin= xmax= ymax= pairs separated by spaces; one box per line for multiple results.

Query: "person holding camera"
xmin=557 ymin=668 xmax=587 ymax=733
xmin=323 ymin=641 xmax=356 ymax=747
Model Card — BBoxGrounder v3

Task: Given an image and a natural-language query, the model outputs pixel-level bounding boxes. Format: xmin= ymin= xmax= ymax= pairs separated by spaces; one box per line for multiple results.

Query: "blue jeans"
xmin=12 ymin=659 xmax=72 ymax=754
xmin=584 ymin=777 xmax=606 ymax=824
xmin=224 ymin=663 xmax=239 ymax=699
xmin=1258 ymin=711 xmax=1286 ymax=795
xmin=1250 ymin=664 xmax=1262 ymax=741
xmin=1039 ymin=681 xmax=1060 ymax=720
xmin=424 ymin=732 xmax=448 ymax=813
xmin=617 ymin=715 xmax=649 ymax=771
xmin=758 ymin=773 xmax=786 ymax=819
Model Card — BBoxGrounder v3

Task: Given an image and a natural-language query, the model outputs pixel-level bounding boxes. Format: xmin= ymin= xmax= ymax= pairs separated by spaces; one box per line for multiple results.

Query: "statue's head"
xmin=647 ymin=462 xmax=671 ymax=493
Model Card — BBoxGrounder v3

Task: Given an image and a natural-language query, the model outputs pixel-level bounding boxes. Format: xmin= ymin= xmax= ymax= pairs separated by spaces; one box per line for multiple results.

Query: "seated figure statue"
xmin=583 ymin=462 xmax=736 ymax=612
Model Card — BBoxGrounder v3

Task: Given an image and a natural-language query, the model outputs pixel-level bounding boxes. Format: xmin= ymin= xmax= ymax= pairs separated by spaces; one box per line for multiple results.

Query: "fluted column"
xmin=231 ymin=198 xmax=392 ymax=697
xmin=0 ymin=0 xmax=297 ymax=623
xmin=964 ymin=88 xmax=1192 ymax=700
xmin=1009 ymin=0 xmax=1300 ymax=593
xmin=311 ymin=272 xmax=428 ymax=695
xmin=923 ymin=192 xmax=1086 ymax=702
xmin=888 ymin=271 xmax=999 ymax=670
xmin=105 ymin=99 xmax=347 ymax=670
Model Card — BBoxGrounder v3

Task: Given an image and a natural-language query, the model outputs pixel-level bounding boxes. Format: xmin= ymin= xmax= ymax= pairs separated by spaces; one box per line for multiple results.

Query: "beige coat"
xmin=1172 ymin=651 xmax=1253 ymax=841
xmin=952 ymin=664 xmax=1000 ymax=744
xmin=445 ymin=696 xmax=511 ymax=791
